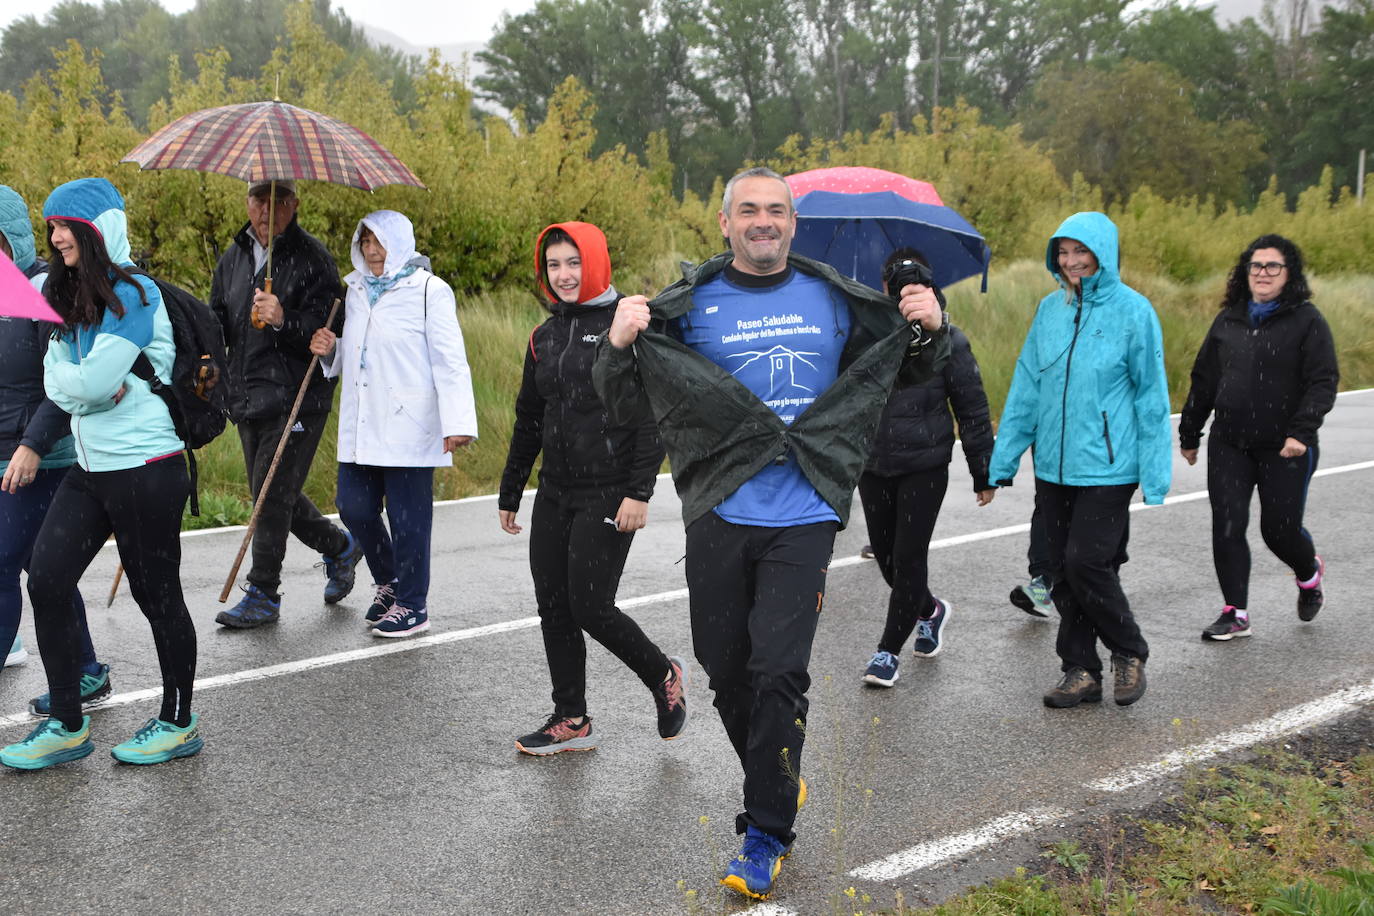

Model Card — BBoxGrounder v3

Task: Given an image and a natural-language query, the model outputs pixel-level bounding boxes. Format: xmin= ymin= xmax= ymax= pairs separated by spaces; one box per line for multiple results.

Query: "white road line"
xmin=746 ymin=903 xmax=802 ymax=916
xmin=848 ymin=807 xmax=1073 ymax=882
xmin=9 ymin=457 xmax=1371 ymax=732
xmin=1087 ymin=679 xmax=1374 ymax=792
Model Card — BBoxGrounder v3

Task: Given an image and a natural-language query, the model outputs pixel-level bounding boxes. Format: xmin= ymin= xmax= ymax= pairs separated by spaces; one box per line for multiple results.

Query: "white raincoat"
xmin=323 ymin=210 xmax=477 ymax=466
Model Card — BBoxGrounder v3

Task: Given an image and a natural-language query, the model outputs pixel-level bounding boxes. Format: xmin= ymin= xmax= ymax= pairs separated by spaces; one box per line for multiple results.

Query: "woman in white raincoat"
xmin=310 ymin=210 xmax=477 ymax=638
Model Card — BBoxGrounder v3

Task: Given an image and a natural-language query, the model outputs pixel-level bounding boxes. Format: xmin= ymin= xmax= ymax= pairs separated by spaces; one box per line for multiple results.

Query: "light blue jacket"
xmin=987 ymin=212 xmax=1172 ymax=504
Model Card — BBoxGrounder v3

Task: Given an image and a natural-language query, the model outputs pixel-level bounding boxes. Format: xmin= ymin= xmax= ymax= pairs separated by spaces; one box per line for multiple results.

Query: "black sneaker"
xmin=320 ymin=531 xmax=364 ymax=604
xmin=1043 ymin=667 xmax=1102 ymax=708
xmin=1202 ymin=607 xmax=1251 ymax=641
xmin=1297 ymin=556 xmax=1324 ymax=622
xmin=652 ymin=656 xmax=688 ymax=740
xmin=515 ymin=713 xmax=597 ymax=756
xmin=860 ymin=544 xmax=876 ymax=559
xmin=1112 ymin=655 xmax=1147 ymax=706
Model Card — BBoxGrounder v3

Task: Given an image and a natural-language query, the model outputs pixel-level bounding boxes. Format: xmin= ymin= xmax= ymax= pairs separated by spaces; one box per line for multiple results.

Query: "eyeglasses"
xmin=1247 ymin=261 xmax=1286 ymax=277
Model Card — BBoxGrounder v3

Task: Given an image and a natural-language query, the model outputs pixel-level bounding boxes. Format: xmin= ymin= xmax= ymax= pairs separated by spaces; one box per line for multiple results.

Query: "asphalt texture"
xmin=2 ymin=390 xmax=1372 ymax=915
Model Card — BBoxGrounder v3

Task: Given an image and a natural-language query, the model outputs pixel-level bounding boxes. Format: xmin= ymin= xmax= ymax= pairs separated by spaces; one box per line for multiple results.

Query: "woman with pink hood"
xmin=498 ymin=221 xmax=687 ymax=756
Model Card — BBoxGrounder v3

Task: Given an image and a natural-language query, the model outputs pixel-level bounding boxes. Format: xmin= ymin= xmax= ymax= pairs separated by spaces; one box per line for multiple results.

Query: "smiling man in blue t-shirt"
xmin=602 ymin=166 xmax=946 ymax=900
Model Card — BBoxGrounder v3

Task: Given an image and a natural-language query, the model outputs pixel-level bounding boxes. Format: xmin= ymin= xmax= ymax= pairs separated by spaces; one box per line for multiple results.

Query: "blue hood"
xmin=1044 ymin=211 xmax=1121 ymax=301
xmin=42 ymin=177 xmax=133 ymax=266
xmin=0 ymin=185 xmax=37 ymax=272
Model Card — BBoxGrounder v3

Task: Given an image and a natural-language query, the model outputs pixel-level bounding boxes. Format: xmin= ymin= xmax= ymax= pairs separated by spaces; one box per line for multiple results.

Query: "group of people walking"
xmin=0 ymin=164 xmax=1339 ymax=902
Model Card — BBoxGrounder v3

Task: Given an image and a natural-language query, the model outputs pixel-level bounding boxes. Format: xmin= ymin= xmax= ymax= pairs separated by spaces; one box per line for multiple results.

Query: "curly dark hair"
xmin=43 ymin=219 xmax=145 ymax=328
xmin=1221 ymin=234 xmax=1311 ymax=311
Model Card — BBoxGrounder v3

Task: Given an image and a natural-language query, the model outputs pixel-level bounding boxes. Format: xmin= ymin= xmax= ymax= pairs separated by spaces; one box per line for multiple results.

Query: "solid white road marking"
xmin=848 ymin=807 xmax=1073 ymax=882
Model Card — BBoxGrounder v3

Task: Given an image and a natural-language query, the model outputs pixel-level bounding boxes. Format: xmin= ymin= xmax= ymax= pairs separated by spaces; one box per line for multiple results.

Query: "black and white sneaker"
xmin=1297 ymin=556 xmax=1324 ymax=622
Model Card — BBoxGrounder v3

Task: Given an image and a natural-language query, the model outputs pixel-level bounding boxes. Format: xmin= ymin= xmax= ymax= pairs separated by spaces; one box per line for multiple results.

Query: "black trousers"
xmin=28 ymin=459 xmax=196 ymax=728
xmin=1207 ymin=437 xmax=1320 ymax=608
xmin=858 ymin=466 xmax=947 ymax=654
xmin=238 ymin=412 xmax=346 ymax=595
xmin=685 ymin=511 xmax=837 ymax=846
xmin=1028 ymin=504 xmax=1129 ymax=581
xmin=529 ymin=488 xmax=669 ymax=719
xmin=1035 ymin=479 xmax=1148 ymax=675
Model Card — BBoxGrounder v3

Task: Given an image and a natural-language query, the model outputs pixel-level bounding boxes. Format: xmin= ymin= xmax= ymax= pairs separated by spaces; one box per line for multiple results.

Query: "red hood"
xmin=535 ymin=221 xmax=612 ymax=304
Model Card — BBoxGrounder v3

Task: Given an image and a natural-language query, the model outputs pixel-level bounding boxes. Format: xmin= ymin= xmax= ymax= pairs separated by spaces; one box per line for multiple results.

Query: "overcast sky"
xmin=2 ymin=0 xmax=539 ymax=48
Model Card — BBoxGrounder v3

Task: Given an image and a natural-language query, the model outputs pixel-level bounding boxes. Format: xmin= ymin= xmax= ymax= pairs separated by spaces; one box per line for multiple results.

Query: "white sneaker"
xmin=4 ymin=634 xmax=29 ymax=668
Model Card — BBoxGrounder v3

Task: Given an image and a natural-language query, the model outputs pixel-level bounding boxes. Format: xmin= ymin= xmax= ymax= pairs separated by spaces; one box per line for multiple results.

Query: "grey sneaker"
xmin=1202 ymin=607 xmax=1251 ymax=641
xmin=1011 ymin=576 xmax=1054 ymax=618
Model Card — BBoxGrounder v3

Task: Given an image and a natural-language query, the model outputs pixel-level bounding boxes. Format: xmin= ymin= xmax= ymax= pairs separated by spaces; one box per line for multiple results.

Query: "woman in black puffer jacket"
xmin=861 ymin=248 xmax=995 ymax=688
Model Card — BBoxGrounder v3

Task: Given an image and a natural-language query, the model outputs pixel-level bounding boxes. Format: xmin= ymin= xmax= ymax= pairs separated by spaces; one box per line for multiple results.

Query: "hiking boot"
xmin=5 ymin=633 xmax=28 ymax=668
xmin=1043 ymin=667 xmax=1102 ymax=708
xmin=110 ymin=715 xmax=203 ymax=765
xmin=320 ymin=531 xmax=364 ymax=604
xmin=1010 ymin=575 xmax=1054 ymax=618
xmin=29 ymin=663 xmax=112 ymax=718
xmin=215 ymin=584 xmax=281 ymax=629
xmin=1 ymin=716 xmax=93 ymax=770
xmin=863 ymin=650 xmax=899 ymax=687
xmin=721 ymin=825 xmax=788 ymax=899
xmin=515 ymin=713 xmax=597 ymax=756
xmin=1112 ymin=655 xmax=1147 ymax=706
xmin=911 ymin=598 xmax=950 ymax=657
xmin=364 ymin=581 xmax=397 ymax=627
xmin=652 ymin=655 xmax=688 ymax=740
xmin=1297 ymin=556 xmax=1324 ymax=622
xmin=371 ymin=604 xmax=429 ymax=638
xmin=1202 ymin=607 xmax=1251 ymax=641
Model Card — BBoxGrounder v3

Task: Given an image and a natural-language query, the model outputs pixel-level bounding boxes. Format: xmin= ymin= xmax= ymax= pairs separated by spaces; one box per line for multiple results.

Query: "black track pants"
xmin=858 ymin=466 xmax=948 ymax=654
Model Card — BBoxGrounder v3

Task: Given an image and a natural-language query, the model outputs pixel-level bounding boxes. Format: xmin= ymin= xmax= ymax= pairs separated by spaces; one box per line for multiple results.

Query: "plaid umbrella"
xmin=121 ymin=99 xmax=424 ymax=191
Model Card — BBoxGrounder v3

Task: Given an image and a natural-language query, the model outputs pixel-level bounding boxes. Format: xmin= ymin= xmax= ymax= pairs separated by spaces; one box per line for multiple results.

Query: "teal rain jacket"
xmin=987 ymin=212 xmax=1172 ymax=504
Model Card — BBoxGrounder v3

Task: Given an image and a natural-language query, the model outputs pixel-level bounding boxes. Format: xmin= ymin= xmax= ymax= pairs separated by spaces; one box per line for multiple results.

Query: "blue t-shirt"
xmin=674 ymin=267 xmax=851 ymax=526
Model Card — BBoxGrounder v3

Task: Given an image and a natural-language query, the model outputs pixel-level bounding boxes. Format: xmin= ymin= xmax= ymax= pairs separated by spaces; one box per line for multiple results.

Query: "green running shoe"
xmin=110 ymin=715 xmax=203 ymax=765
xmin=1 ymin=716 xmax=94 ymax=770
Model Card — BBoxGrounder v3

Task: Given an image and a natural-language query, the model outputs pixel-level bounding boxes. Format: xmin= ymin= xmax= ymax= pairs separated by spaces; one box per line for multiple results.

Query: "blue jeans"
xmin=0 ymin=465 xmax=96 ymax=676
xmin=335 ymin=463 xmax=434 ymax=609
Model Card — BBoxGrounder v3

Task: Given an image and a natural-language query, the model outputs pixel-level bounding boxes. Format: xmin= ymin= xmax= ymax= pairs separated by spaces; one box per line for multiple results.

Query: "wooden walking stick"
xmin=106 ymin=563 xmax=123 ymax=608
xmin=219 ymin=298 xmax=342 ymax=602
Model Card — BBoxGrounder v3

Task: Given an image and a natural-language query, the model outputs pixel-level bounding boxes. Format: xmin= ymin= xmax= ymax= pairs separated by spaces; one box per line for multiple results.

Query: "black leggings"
xmin=858 ymin=466 xmax=948 ymax=653
xmin=28 ymin=459 xmax=196 ymax=730
xmin=1207 ymin=437 xmax=1320 ymax=608
xmin=529 ymin=488 xmax=669 ymax=718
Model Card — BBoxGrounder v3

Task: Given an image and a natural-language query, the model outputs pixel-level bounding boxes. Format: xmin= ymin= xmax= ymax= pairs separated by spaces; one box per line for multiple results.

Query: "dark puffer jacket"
xmin=865 ymin=323 xmax=993 ymax=490
xmin=1179 ymin=299 xmax=1338 ymax=450
xmin=499 ymin=298 xmax=663 ymax=510
xmin=210 ymin=218 xmax=341 ymax=421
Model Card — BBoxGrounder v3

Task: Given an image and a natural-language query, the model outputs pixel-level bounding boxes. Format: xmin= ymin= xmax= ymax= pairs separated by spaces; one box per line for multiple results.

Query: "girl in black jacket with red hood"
xmin=498 ymin=221 xmax=687 ymax=755
xmin=1179 ymin=234 xmax=1338 ymax=641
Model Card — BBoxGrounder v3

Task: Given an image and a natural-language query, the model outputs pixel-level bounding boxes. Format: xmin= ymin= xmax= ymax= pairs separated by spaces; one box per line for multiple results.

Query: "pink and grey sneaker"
xmin=515 ymin=713 xmax=597 ymax=756
xmin=1202 ymin=606 xmax=1251 ymax=641
xmin=1297 ymin=556 xmax=1324 ymax=622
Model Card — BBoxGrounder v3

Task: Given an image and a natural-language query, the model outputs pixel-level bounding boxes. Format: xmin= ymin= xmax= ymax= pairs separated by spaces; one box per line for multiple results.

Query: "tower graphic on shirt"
xmin=726 ymin=345 xmax=821 ymax=393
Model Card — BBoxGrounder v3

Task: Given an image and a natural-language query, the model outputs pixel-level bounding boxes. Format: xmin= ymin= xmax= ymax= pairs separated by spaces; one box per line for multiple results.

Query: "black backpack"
xmin=128 ymin=270 xmax=230 ymax=516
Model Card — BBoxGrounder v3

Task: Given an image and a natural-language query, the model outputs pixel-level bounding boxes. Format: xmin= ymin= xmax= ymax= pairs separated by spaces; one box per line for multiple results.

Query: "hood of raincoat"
xmin=41 ymin=177 xmax=133 ymax=265
xmin=350 ymin=209 xmax=431 ymax=276
xmin=534 ymin=221 xmax=612 ymax=305
xmin=0 ymin=185 xmax=37 ymax=272
xmin=1044 ymin=211 xmax=1122 ymax=302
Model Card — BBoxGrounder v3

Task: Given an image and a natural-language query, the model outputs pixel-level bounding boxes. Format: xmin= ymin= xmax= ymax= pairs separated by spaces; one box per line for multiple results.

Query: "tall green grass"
xmin=185 ymin=262 xmax=1374 ymax=529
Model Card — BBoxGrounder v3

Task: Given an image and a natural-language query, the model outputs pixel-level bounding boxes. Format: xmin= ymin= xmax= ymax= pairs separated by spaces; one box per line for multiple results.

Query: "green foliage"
xmin=1261 ymin=843 xmax=1374 ymax=916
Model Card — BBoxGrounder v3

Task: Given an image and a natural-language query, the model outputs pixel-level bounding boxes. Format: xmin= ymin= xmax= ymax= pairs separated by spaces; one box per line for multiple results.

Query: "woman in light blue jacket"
xmin=0 ymin=178 xmax=201 ymax=771
xmin=987 ymin=211 xmax=1171 ymax=709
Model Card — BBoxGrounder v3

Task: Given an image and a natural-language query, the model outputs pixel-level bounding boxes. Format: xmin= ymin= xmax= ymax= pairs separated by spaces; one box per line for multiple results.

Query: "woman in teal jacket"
xmin=987 ymin=211 xmax=1171 ymax=709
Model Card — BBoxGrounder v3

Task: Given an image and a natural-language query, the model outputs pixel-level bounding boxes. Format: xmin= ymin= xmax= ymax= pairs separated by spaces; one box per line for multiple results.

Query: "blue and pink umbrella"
xmin=785 ymin=166 xmax=991 ymax=292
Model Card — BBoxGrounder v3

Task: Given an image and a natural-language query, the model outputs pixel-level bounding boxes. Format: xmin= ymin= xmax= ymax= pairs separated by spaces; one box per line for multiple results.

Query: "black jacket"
xmin=593 ymin=251 xmax=949 ymax=528
xmin=210 ymin=218 xmax=342 ymax=422
xmin=499 ymin=296 xmax=663 ymax=510
xmin=865 ymin=323 xmax=993 ymax=490
xmin=0 ymin=257 xmax=71 ymax=464
xmin=1179 ymin=300 xmax=1338 ymax=451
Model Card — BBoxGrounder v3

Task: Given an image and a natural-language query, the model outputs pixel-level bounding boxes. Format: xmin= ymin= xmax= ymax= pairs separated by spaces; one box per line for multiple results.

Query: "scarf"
xmin=364 ymin=264 xmax=419 ymax=305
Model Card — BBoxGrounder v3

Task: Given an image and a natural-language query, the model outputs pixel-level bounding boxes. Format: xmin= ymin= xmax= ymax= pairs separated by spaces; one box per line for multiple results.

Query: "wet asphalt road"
xmin=2 ymin=390 xmax=1371 ymax=915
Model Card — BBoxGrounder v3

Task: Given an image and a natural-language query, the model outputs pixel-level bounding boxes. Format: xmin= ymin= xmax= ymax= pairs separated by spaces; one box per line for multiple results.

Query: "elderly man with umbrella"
xmin=209 ymin=178 xmax=358 ymax=627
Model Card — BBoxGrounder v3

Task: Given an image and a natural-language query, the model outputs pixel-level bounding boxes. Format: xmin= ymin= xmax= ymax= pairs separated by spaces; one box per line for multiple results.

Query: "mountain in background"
xmin=359 ymin=25 xmax=487 ymax=84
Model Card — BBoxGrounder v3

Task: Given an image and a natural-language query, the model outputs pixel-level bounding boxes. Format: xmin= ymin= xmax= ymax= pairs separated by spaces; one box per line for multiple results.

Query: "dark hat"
xmin=247 ymin=178 xmax=296 ymax=198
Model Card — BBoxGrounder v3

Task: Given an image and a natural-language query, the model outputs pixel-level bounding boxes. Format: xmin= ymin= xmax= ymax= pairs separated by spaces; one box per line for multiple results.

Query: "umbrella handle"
xmin=250 ymin=277 xmax=272 ymax=329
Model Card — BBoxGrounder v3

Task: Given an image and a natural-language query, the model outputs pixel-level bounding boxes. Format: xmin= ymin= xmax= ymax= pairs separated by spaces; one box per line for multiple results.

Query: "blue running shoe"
xmin=912 ymin=598 xmax=950 ymax=657
xmin=1 ymin=716 xmax=94 ymax=770
xmin=215 ymin=584 xmax=281 ymax=629
xmin=110 ymin=715 xmax=203 ymax=765
xmin=721 ymin=826 xmax=788 ymax=899
xmin=29 ymin=663 xmax=113 ymax=718
xmin=364 ymin=581 xmax=397 ymax=627
xmin=5 ymin=633 xmax=28 ymax=668
xmin=371 ymin=604 xmax=429 ymax=638
xmin=1011 ymin=576 xmax=1054 ymax=618
xmin=863 ymin=650 xmax=899 ymax=687
xmin=320 ymin=531 xmax=364 ymax=604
